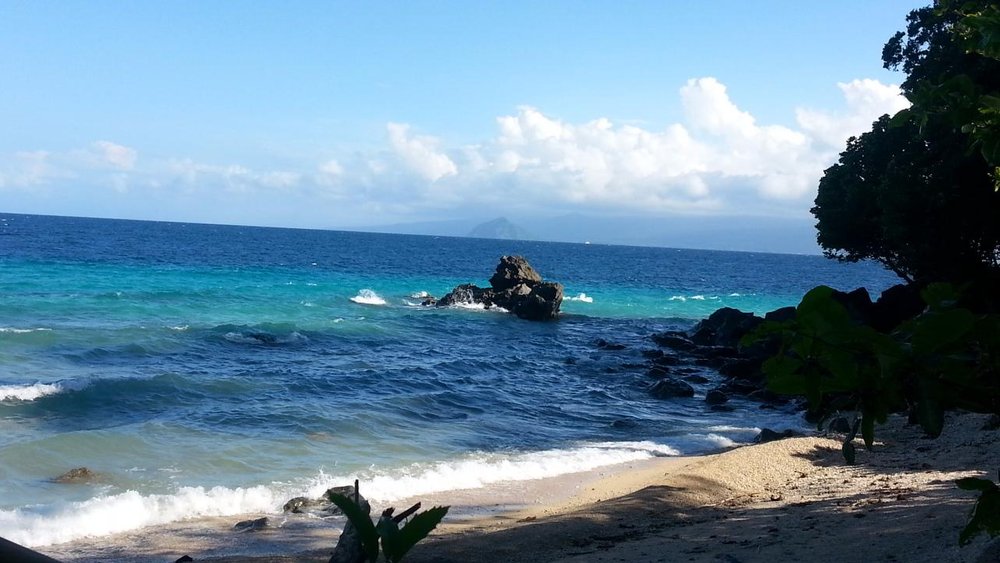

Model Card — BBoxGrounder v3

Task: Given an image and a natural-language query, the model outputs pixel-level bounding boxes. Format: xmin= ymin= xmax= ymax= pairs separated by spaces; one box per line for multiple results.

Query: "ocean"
xmin=0 ymin=213 xmax=900 ymax=549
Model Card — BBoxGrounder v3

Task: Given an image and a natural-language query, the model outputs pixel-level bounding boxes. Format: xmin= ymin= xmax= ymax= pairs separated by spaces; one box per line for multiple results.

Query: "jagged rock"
xmin=512 ymin=282 xmax=563 ymax=321
xmin=436 ymin=283 xmax=495 ymax=308
xmin=690 ymin=307 xmax=764 ymax=348
xmin=718 ymin=358 xmax=761 ymax=381
xmin=831 ymin=287 xmax=874 ymax=325
xmin=488 ymin=255 xmax=542 ymax=291
xmin=282 ymin=484 xmax=368 ymax=518
xmin=764 ymin=306 xmax=797 ymax=323
xmin=435 ymin=256 xmax=563 ymax=320
xmin=871 ymin=284 xmax=924 ymax=332
xmin=705 ymin=389 xmax=729 ymax=405
xmin=650 ymin=331 xmax=697 ymax=351
xmin=233 ymin=517 xmax=268 ymax=532
xmin=649 ymin=378 xmax=695 ymax=399
xmin=175 ymin=556 xmax=194 ymax=563
xmin=52 ymin=467 xmax=98 ymax=484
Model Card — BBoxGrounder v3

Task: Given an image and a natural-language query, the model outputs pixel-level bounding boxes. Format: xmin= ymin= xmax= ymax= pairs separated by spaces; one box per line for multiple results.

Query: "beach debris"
xmin=51 ymin=467 xmax=99 ymax=484
xmin=233 ymin=517 xmax=269 ymax=532
xmin=433 ymin=255 xmax=564 ymax=321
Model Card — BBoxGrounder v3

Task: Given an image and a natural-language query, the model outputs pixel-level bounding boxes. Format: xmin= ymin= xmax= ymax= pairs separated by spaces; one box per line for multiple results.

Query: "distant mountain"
xmin=347 ymin=213 xmax=820 ymax=255
xmin=467 ymin=217 xmax=531 ymax=240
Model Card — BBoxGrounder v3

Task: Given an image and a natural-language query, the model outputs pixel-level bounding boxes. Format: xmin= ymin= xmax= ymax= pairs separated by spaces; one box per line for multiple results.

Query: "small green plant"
xmin=328 ymin=481 xmax=450 ymax=563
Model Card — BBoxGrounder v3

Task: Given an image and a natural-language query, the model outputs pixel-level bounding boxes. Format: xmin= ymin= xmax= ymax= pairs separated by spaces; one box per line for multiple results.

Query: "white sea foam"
xmin=566 ymin=293 xmax=594 ymax=303
xmin=410 ymin=291 xmax=431 ymax=299
xmin=0 ymin=383 xmax=62 ymax=402
xmin=0 ymin=380 xmax=89 ymax=402
xmin=702 ymin=433 xmax=738 ymax=448
xmin=0 ymin=327 xmax=52 ymax=334
xmin=691 ymin=295 xmax=706 ymax=301
xmin=350 ymin=289 xmax=387 ymax=306
xmin=0 ymin=440 xmax=681 ymax=547
xmin=303 ymin=440 xmax=680 ymax=503
xmin=168 ymin=325 xmax=189 ymax=331
xmin=0 ymin=485 xmax=280 ymax=548
xmin=668 ymin=295 xmax=686 ymax=302
xmin=446 ymin=302 xmax=509 ymax=313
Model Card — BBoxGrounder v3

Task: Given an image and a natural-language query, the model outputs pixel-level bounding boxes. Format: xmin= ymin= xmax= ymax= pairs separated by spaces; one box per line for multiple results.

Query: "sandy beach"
xmin=34 ymin=411 xmax=1000 ymax=563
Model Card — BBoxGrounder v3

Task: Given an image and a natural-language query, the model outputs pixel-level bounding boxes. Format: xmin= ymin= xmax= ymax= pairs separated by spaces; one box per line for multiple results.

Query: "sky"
xmin=0 ymin=1 xmax=922 ymax=247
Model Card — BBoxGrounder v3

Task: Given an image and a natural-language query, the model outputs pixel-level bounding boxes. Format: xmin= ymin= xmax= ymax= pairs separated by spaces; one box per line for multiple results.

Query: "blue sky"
xmin=1 ymin=1 xmax=921 ymax=243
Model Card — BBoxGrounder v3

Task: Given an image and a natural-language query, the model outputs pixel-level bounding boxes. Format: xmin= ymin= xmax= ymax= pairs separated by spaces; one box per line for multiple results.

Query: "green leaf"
xmin=762 ymin=355 xmax=806 ymax=395
xmin=382 ymin=506 xmax=450 ymax=562
xmin=842 ymin=439 xmax=856 ymax=465
xmin=910 ymin=309 xmax=976 ymax=355
xmin=958 ymin=477 xmax=999 ymax=492
xmin=328 ymin=493 xmax=380 ymax=562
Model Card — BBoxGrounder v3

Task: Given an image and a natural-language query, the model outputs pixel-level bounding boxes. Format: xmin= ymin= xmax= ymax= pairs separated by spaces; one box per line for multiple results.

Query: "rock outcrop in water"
xmin=434 ymin=255 xmax=564 ymax=321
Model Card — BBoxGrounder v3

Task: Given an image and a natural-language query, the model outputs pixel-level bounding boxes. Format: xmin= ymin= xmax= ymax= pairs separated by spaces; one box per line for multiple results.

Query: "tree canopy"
xmin=813 ymin=1 xmax=1000 ymax=284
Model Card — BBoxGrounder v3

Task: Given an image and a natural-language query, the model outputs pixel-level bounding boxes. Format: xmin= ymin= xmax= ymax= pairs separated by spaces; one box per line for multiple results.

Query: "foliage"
xmin=329 ymin=486 xmax=449 ymax=563
xmin=747 ymin=281 xmax=1000 ymax=545
xmin=745 ymin=284 xmax=1000 ymax=462
xmin=813 ymin=1 xmax=1000 ymax=284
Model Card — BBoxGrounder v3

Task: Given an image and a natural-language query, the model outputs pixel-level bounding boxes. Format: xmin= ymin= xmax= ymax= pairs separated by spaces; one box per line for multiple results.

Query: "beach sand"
xmin=39 ymin=412 xmax=1000 ymax=563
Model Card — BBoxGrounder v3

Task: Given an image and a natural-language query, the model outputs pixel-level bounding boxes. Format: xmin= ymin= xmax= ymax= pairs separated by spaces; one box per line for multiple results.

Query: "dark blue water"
xmin=0 ymin=213 xmax=900 ymax=547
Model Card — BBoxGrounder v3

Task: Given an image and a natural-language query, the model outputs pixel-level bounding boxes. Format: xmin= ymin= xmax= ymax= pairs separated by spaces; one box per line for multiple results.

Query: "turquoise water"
xmin=0 ymin=213 xmax=901 ymax=547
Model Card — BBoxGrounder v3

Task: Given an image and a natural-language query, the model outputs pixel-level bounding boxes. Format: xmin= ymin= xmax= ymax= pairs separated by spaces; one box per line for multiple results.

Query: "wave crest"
xmin=350 ymin=289 xmax=387 ymax=306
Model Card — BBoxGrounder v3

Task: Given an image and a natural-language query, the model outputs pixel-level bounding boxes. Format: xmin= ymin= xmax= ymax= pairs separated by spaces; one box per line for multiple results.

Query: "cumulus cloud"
xmin=93 ymin=140 xmax=138 ymax=170
xmin=386 ymin=123 xmax=458 ymax=182
xmin=796 ymin=79 xmax=910 ymax=148
xmin=1 ymin=77 xmax=909 ymax=224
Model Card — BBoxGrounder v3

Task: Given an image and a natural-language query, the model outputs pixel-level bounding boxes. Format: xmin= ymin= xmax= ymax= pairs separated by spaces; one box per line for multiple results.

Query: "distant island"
xmin=466 ymin=217 xmax=531 ymax=240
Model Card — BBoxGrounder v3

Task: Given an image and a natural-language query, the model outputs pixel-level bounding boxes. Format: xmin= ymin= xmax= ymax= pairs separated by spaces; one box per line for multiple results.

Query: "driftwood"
xmin=328 ymin=480 xmax=423 ymax=563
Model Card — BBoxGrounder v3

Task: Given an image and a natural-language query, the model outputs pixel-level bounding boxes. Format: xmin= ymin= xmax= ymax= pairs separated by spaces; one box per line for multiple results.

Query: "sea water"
xmin=0 ymin=213 xmax=900 ymax=547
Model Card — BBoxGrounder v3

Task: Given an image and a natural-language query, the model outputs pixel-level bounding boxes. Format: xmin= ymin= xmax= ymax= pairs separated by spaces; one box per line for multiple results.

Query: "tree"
xmin=813 ymin=1 xmax=1000 ymax=284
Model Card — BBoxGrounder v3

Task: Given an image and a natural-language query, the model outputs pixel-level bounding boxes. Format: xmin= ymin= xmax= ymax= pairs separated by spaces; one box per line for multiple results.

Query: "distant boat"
xmin=584 ymin=241 xmax=591 ymax=245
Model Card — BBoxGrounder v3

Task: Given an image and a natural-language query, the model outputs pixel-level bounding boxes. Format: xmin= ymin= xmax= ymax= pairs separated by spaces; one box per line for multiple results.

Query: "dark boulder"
xmin=52 ymin=467 xmax=99 ymax=484
xmin=649 ymin=378 xmax=696 ymax=399
xmin=830 ymin=287 xmax=874 ymax=325
xmin=233 ymin=517 xmax=269 ymax=532
xmin=764 ymin=306 xmax=797 ymax=323
xmin=705 ymin=389 xmax=729 ymax=405
xmin=683 ymin=373 xmax=711 ymax=384
xmin=871 ymin=284 xmax=924 ymax=332
xmin=595 ymin=339 xmax=626 ymax=351
xmin=690 ymin=308 xmax=764 ymax=348
xmin=511 ymin=281 xmax=563 ymax=321
xmin=435 ymin=256 xmax=563 ymax=320
xmin=436 ymin=283 xmax=495 ymax=308
xmin=650 ymin=331 xmax=698 ymax=351
xmin=754 ymin=428 xmax=802 ymax=444
xmin=489 ymin=255 xmax=542 ymax=291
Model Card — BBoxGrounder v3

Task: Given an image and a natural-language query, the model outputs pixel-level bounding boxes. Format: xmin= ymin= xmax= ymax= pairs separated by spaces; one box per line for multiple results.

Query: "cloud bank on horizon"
xmin=0 ymin=76 xmax=907 ymax=227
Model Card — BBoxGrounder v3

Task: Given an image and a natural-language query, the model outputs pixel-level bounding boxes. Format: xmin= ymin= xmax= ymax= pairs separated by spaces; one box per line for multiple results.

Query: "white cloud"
xmin=93 ymin=141 xmax=137 ymax=170
xmin=0 ymin=78 xmax=909 ymax=225
xmin=386 ymin=123 xmax=458 ymax=182
xmin=796 ymin=79 xmax=910 ymax=148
